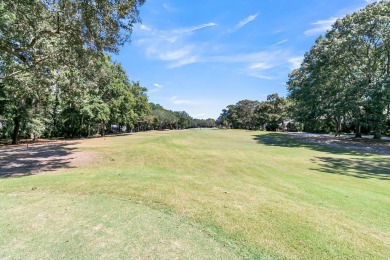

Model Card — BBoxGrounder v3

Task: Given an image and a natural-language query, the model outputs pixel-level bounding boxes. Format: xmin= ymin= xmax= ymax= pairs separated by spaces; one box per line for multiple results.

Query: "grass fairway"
xmin=1 ymin=129 xmax=389 ymax=259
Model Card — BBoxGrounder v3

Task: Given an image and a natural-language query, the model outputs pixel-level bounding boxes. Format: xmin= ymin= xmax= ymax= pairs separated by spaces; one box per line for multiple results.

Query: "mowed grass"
xmin=1 ymin=129 xmax=389 ymax=259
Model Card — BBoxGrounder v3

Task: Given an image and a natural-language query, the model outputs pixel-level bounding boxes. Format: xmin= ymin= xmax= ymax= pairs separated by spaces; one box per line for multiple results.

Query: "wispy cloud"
xmin=209 ymin=50 xmax=291 ymax=65
xmin=244 ymin=72 xmax=274 ymax=80
xmin=273 ymin=39 xmax=288 ymax=46
xmin=248 ymin=63 xmax=275 ymax=70
xmin=163 ymin=2 xmax=179 ymax=12
xmin=140 ymin=24 xmax=152 ymax=31
xmin=215 ymin=50 xmax=296 ymax=80
xmin=231 ymin=13 xmax=259 ymax=32
xmin=182 ymin=23 xmax=217 ymax=33
xmin=136 ymin=23 xmax=216 ymax=68
xmin=304 ymin=0 xmax=379 ymax=37
xmin=288 ymin=56 xmax=304 ymax=70
xmin=170 ymin=96 xmax=196 ymax=105
xmin=157 ymin=47 xmax=194 ymax=61
xmin=168 ymin=56 xmax=199 ymax=68
xmin=149 ymin=83 xmax=164 ymax=94
xmin=136 ymin=20 xmax=296 ymax=79
xmin=304 ymin=17 xmax=338 ymax=36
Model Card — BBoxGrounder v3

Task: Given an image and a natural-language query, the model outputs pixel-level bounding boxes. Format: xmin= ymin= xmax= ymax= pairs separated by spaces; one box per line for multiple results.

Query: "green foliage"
xmin=217 ymin=94 xmax=288 ymax=131
xmin=288 ymin=1 xmax=390 ymax=138
xmin=0 ymin=0 xmax=157 ymax=143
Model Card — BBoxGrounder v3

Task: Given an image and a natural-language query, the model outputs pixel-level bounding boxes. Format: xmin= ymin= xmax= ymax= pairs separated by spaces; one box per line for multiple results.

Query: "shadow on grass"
xmin=254 ymin=133 xmax=390 ymax=180
xmin=311 ymin=157 xmax=390 ymax=180
xmin=0 ymin=143 xmax=78 ymax=178
xmin=253 ymin=133 xmax=365 ymax=156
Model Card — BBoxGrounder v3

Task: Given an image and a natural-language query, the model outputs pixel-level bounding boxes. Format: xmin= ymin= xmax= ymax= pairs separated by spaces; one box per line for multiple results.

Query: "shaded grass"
xmin=1 ymin=130 xmax=390 ymax=259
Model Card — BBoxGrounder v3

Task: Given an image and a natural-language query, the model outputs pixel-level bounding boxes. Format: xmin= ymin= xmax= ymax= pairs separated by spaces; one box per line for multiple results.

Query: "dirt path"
xmin=0 ymin=141 xmax=94 ymax=178
xmin=288 ymin=132 xmax=390 ymax=156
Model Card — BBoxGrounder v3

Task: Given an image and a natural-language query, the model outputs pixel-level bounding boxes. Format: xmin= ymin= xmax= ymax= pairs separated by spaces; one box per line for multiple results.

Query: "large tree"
xmin=288 ymin=1 xmax=390 ymax=138
xmin=0 ymin=0 xmax=145 ymax=143
xmin=0 ymin=0 xmax=144 ymax=80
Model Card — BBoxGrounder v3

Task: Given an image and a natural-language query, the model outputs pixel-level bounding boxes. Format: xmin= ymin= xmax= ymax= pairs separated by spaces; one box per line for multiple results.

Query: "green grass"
xmin=1 ymin=129 xmax=389 ymax=259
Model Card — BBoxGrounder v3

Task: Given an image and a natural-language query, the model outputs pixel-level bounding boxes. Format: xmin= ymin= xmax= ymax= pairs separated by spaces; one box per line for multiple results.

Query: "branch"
xmin=14 ymin=29 xmax=61 ymax=52
xmin=0 ymin=70 xmax=24 ymax=80
xmin=0 ymin=56 xmax=50 ymax=80
xmin=0 ymin=44 xmax=27 ymax=62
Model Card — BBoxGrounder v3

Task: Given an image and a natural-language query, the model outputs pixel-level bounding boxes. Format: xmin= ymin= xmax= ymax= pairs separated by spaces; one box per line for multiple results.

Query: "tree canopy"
xmin=216 ymin=94 xmax=289 ymax=131
xmin=287 ymin=0 xmax=390 ymax=138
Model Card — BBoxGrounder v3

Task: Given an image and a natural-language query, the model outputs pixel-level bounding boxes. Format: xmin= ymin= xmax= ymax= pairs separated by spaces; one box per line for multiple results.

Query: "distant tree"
xmin=235 ymin=100 xmax=259 ymax=129
xmin=254 ymin=94 xmax=287 ymax=131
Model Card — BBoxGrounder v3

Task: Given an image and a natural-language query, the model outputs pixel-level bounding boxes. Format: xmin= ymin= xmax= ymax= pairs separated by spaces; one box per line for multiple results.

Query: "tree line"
xmin=149 ymin=103 xmax=215 ymax=130
xmin=217 ymin=1 xmax=390 ymax=139
xmin=0 ymin=0 xmax=215 ymax=145
xmin=216 ymin=94 xmax=293 ymax=131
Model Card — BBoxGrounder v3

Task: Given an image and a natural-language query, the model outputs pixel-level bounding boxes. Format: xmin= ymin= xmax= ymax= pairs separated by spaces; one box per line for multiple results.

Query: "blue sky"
xmin=113 ymin=0 xmax=376 ymax=119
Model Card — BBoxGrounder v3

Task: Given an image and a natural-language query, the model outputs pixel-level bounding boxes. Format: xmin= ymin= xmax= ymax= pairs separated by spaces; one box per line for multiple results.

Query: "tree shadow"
xmin=0 ymin=143 xmax=78 ymax=178
xmin=253 ymin=133 xmax=390 ymax=180
xmin=253 ymin=133 xmax=367 ymax=156
xmin=311 ymin=157 xmax=390 ymax=180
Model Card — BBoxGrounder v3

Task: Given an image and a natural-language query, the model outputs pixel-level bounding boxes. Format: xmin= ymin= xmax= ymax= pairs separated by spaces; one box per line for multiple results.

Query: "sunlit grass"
xmin=1 ymin=129 xmax=389 ymax=259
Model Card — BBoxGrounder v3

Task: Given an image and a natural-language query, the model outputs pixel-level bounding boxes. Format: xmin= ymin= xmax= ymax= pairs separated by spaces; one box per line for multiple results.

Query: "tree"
xmin=254 ymin=94 xmax=287 ymax=131
xmin=0 ymin=0 xmax=145 ymax=80
xmin=235 ymin=100 xmax=259 ymax=129
xmin=288 ymin=1 xmax=390 ymax=138
xmin=0 ymin=0 xmax=145 ymax=143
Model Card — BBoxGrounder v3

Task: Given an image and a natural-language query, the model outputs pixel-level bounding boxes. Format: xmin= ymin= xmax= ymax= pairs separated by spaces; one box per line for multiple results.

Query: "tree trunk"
xmin=100 ymin=121 xmax=105 ymax=137
xmin=342 ymin=115 xmax=347 ymax=132
xmin=355 ymin=122 xmax=362 ymax=138
xmin=373 ymin=130 xmax=381 ymax=140
xmin=12 ymin=116 xmax=21 ymax=145
xmin=334 ymin=116 xmax=341 ymax=136
xmin=79 ymin=116 xmax=83 ymax=138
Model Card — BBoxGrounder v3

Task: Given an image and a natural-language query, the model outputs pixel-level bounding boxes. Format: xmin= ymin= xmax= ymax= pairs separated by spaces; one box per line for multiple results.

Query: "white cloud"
xmin=140 ymin=24 xmax=152 ymax=31
xmin=163 ymin=3 xmax=178 ymax=12
xmin=304 ymin=0 xmax=381 ymax=37
xmin=149 ymin=83 xmax=164 ymax=94
xmin=288 ymin=56 xmax=304 ymax=70
xmin=168 ymin=56 xmax=199 ymax=68
xmin=231 ymin=13 xmax=259 ymax=32
xmin=273 ymin=39 xmax=288 ymax=45
xmin=170 ymin=96 xmax=196 ymax=105
xmin=209 ymin=50 xmax=291 ymax=65
xmin=249 ymin=63 xmax=275 ymax=70
xmin=245 ymin=72 xmax=274 ymax=80
xmin=220 ymin=50 xmax=295 ymax=80
xmin=181 ymin=23 xmax=217 ymax=33
xmin=304 ymin=17 xmax=338 ymax=36
xmin=158 ymin=47 xmax=193 ymax=61
xmin=229 ymin=13 xmax=259 ymax=32
xmin=136 ymin=23 xmax=216 ymax=68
